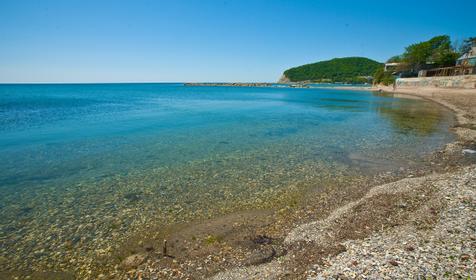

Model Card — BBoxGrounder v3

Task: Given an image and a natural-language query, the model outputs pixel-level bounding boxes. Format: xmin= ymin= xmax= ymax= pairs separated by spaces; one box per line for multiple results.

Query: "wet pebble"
xmin=121 ymin=253 xmax=147 ymax=269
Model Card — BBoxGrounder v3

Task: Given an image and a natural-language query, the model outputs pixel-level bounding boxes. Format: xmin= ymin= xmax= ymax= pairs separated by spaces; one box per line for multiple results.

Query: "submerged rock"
xmin=124 ymin=192 xmax=141 ymax=202
xmin=17 ymin=206 xmax=33 ymax=216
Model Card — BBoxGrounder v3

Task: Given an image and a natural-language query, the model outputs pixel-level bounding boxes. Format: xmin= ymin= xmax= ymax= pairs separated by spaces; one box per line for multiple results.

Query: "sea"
xmin=0 ymin=83 xmax=454 ymax=275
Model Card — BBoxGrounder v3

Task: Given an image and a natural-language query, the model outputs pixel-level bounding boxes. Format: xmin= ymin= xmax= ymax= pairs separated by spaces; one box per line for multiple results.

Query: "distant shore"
xmin=184 ymin=82 xmax=312 ymax=88
xmin=184 ymin=82 xmax=374 ymax=89
xmin=185 ymin=82 xmax=276 ymax=87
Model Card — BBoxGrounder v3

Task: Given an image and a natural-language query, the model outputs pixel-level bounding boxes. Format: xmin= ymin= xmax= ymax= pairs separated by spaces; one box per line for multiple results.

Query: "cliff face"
xmin=278 ymin=74 xmax=290 ymax=83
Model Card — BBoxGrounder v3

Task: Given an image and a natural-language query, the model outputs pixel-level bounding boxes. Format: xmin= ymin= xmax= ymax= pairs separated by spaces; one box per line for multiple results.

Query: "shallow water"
xmin=0 ymin=83 xmax=454 ymax=274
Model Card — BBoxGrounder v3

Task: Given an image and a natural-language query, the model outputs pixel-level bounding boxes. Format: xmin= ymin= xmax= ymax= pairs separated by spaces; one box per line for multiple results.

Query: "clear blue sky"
xmin=0 ymin=0 xmax=474 ymax=83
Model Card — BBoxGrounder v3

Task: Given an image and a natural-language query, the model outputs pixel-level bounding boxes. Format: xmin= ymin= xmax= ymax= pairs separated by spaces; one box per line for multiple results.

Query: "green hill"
xmin=280 ymin=57 xmax=382 ymax=83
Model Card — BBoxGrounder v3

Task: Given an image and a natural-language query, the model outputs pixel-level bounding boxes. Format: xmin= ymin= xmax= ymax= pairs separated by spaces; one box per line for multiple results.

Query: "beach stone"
xmin=121 ymin=253 xmax=146 ymax=269
xmin=244 ymin=246 xmax=275 ymax=266
xmin=405 ymin=245 xmax=415 ymax=251
xmin=144 ymin=243 xmax=154 ymax=252
xmin=398 ymin=202 xmax=408 ymax=209
xmin=252 ymin=235 xmax=273 ymax=245
xmin=460 ymin=254 xmax=470 ymax=261
xmin=388 ymin=260 xmax=399 ymax=266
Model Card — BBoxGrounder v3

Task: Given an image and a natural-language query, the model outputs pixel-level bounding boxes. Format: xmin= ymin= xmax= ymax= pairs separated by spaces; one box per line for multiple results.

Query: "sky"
xmin=0 ymin=0 xmax=474 ymax=83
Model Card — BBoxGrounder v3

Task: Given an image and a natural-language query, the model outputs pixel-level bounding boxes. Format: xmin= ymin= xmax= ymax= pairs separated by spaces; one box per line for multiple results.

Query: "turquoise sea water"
xmin=0 ymin=83 xmax=454 ymax=275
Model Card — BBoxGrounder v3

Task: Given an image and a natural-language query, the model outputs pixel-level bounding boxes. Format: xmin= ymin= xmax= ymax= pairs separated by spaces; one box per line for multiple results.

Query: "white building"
xmin=456 ymin=41 xmax=476 ymax=67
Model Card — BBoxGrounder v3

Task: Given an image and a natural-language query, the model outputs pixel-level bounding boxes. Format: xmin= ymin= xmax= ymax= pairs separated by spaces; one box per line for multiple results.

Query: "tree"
xmin=402 ymin=40 xmax=433 ymax=70
xmin=433 ymin=49 xmax=460 ymax=67
xmin=373 ymin=68 xmax=395 ymax=86
xmin=386 ymin=55 xmax=402 ymax=63
xmin=401 ymin=35 xmax=459 ymax=71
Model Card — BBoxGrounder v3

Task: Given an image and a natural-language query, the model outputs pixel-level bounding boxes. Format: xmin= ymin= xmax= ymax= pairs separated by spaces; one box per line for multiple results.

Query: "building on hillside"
xmin=384 ymin=63 xmax=401 ymax=72
xmin=384 ymin=62 xmax=414 ymax=78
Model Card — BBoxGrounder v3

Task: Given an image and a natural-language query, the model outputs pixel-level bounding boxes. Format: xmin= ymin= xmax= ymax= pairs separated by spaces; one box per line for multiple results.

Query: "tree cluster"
xmin=374 ymin=35 xmax=474 ymax=84
xmin=283 ymin=57 xmax=382 ymax=84
xmin=401 ymin=35 xmax=459 ymax=71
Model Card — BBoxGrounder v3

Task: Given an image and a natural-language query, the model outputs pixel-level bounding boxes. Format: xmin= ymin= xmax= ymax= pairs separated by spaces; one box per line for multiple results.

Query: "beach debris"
xmin=462 ymin=149 xmax=476 ymax=154
xmin=162 ymin=239 xmax=175 ymax=258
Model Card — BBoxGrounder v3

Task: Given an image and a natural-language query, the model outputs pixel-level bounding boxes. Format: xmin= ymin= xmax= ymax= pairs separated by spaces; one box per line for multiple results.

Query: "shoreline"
xmin=210 ymin=87 xmax=476 ymax=279
xmin=119 ymin=87 xmax=475 ymax=279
